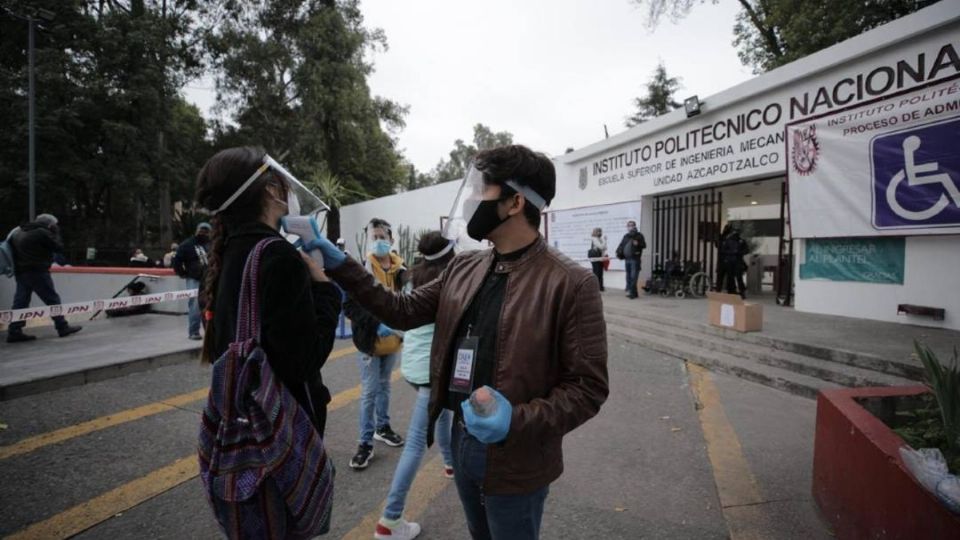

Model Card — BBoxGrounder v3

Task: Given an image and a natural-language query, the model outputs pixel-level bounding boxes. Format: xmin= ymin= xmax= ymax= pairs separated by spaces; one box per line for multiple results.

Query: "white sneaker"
xmin=375 ymin=517 xmax=421 ymax=539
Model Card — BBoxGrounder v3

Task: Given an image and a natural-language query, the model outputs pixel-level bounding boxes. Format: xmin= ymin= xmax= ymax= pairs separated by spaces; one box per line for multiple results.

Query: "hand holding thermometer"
xmin=281 ymin=216 xmax=324 ymax=268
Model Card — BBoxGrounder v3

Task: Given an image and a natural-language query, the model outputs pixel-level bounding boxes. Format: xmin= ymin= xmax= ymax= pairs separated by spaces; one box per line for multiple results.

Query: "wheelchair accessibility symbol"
xmin=872 ymin=117 xmax=960 ymax=229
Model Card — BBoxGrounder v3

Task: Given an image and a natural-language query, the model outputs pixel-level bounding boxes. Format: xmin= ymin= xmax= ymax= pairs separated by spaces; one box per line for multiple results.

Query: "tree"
xmin=631 ymin=0 xmax=925 ymax=73
xmin=205 ymin=0 xmax=409 ymax=236
xmin=0 ymin=0 xmax=208 ymax=262
xmin=428 ymin=123 xmax=514 ymax=183
xmin=625 ymin=62 xmax=681 ymax=127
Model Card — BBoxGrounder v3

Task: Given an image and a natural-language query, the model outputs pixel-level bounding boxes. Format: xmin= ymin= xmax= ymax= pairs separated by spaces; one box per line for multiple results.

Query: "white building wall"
xmin=338 ymin=180 xmax=464 ymax=257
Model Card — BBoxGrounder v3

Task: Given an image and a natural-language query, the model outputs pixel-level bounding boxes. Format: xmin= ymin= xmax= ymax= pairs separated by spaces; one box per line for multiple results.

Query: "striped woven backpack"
xmin=198 ymin=237 xmax=335 ymax=539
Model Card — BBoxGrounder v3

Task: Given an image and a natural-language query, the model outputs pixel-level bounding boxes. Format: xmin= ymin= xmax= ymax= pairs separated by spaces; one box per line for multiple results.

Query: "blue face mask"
xmin=373 ymin=239 xmax=392 ymax=257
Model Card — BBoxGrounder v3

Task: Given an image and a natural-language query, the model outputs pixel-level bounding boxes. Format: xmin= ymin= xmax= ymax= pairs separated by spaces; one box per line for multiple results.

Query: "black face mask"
xmin=467 ymin=199 xmax=508 ymax=241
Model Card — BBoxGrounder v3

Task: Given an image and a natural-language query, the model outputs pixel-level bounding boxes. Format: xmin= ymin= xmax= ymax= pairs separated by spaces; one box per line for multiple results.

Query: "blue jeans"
xmin=383 ymin=386 xmax=453 ymax=519
xmin=451 ymin=421 xmax=549 ymax=540
xmin=625 ymin=258 xmax=640 ymax=297
xmin=358 ymin=352 xmax=398 ymax=445
xmin=9 ymin=271 xmax=67 ymax=333
xmin=186 ymin=278 xmax=201 ymax=337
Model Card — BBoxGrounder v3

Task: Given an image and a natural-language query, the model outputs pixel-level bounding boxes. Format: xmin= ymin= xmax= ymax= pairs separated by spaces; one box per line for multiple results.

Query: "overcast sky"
xmin=185 ymin=0 xmax=755 ymax=172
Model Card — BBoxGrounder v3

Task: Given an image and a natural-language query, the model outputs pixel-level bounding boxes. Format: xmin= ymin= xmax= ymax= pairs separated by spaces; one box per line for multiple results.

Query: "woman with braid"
xmin=196 ymin=146 xmax=341 ymax=435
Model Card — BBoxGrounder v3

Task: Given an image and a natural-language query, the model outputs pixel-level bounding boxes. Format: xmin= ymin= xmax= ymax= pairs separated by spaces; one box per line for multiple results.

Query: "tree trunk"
xmin=327 ymin=206 xmax=341 ymax=242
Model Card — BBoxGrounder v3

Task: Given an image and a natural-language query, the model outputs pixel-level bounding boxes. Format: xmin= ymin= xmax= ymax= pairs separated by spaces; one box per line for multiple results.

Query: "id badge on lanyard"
xmin=449 ymin=333 xmax=479 ymax=394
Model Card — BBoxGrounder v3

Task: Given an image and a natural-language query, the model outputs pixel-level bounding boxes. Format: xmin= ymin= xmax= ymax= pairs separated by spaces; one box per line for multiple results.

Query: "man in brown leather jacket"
xmin=319 ymin=145 xmax=609 ymax=539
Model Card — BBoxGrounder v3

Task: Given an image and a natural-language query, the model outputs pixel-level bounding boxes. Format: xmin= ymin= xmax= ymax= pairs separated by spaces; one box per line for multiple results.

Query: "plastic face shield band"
xmin=213 ymin=155 xmax=329 ymax=217
xmin=442 ymin=165 xmax=548 ymax=242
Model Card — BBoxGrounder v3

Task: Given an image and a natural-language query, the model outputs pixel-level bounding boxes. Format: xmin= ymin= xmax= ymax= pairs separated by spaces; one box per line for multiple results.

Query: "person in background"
xmin=129 ymin=248 xmax=150 ymax=267
xmin=588 ymin=227 xmax=607 ymax=292
xmin=375 ymin=231 xmax=456 ymax=540
xmin=6 ymin=213 xmax=82 ymax=343
xmin=716 ymin=224 xmax=748 ymax=299
xmin=344 ymin=217 xmax=406 ymax=471
xmin=163 ymin=243 xmax=178 ymax=268
xmin=172 ymin=223 xmax=211 ymax=340
xmin=616 ymin=220 xmax=646 ymax=299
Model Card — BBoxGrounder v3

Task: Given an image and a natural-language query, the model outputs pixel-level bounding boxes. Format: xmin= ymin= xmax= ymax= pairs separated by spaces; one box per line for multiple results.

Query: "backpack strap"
xmin=235 ymin=237 xmax=282 ymax=347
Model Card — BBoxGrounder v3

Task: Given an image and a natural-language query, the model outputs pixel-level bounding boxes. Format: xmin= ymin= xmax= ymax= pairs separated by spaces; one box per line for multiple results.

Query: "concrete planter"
xmin=813 ymin=386 xmax=960 ymax=539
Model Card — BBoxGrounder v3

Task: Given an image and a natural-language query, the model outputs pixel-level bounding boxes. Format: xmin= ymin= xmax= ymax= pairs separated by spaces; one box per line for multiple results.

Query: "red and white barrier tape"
xmin=0 ymin=288 xmax=198 ymax=324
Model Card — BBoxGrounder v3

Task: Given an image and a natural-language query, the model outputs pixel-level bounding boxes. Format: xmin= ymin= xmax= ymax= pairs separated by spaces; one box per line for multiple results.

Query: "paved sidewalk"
xmin=603 ymin=290 xmax=959 ymax=367
xmin=0 ymin=314 xmax=198 ymax=400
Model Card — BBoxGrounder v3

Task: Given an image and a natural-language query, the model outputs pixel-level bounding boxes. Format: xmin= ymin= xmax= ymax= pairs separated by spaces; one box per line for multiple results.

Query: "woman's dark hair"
xmin=474 ymin=144 xmax=555 ymax=229
xmin=194 ymin=146 xmax=285 ymax=362
xmin=410 ymin=231 xmax=454 ymax=289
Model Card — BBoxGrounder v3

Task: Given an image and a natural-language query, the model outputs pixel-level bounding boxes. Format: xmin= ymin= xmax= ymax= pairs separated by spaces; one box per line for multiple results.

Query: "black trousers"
xmin=715 ymin=261 xmax=746 ymax=297
xmin=9 ymin=271 xmax=67 ymax=332
xmin=591 ymin=261 xmax=604 ymax=290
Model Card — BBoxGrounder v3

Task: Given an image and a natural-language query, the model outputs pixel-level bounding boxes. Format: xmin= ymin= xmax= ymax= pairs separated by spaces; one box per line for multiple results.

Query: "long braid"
xmin=200 ymin=216 xmax=228 ymax=363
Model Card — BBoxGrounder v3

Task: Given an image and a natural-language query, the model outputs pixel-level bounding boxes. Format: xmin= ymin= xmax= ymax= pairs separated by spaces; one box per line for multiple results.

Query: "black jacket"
xmin=11 ymin=222 xmax=64 ymax=274
xmin=172 ymin=235 xmax=210 ymax=281
xmin=210 ymin=222 xmax=341 ymax=419
xmin=616 ymin=230 xmax=646 ymax=260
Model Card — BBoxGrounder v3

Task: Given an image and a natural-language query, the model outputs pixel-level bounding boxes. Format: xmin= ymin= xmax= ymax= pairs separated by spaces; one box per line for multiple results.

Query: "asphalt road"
xmin=0 ymin=336 xmax=831 ymax=539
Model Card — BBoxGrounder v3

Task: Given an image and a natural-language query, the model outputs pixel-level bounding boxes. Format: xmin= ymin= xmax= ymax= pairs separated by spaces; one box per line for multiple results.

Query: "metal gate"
xmin=652 ymin=189 xmax=723 ymax=282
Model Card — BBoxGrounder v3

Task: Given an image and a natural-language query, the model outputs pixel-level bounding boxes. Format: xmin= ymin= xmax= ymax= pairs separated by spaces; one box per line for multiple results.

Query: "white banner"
xmin=788 ymin=77 xmax=960 ymax=238
xmin=545 ymin=201 xmax=642 ymax=271
xmin=0 ymin=288 xmax=197 ymax=325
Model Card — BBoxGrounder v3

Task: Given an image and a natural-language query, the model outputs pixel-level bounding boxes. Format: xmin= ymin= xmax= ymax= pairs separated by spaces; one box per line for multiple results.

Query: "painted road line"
xmin=340 ymin=453 xmax=451 ymax=540
xmin=6 ymin=456 xmax=197 ymax=540
xmin=7 ymin=368 xmax=400 ymax=540
xmin=0 ymin=345 xmax=358 ymax=461
xmin=688 ymin=363 xmax=768 ymax=540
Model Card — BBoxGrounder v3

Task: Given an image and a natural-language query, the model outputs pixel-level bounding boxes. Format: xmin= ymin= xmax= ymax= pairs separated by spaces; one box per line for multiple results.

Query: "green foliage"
xmin=915 ymin=341 xmax=960 ymax=453
xmin=626 ymin=62 xmax=681 ymax=127
xmin=426 ymin=123 xmax=514 ymax=184
xmin=631 ymin=0 xmax=924 ymax=73
xmin=0 ymin=0 xmax=209 ymax=260
xmin=205 ymin=0 xmax=407 ymax=204
xmin=893 ymin=394 xmax=960 ymax=475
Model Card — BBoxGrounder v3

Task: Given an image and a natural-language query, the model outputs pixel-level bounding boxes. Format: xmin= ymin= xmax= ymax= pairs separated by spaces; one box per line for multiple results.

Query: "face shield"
xmin=213 ymin=155 xmax=329 ymax=219
xmin=365 ymin=222 xmax=394 ymax=258
xmin=442 ymin=164 xmax=548 ymax=245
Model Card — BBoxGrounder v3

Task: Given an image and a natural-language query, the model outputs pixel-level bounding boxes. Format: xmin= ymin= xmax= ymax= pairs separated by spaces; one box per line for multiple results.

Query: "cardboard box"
xmin=707 ymin=292 xmax=763 ymax=333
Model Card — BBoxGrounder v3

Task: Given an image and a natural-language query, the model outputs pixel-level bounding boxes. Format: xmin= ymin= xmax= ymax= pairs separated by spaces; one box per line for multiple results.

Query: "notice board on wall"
xmin=799 ymin=237 xmax=905 ymax=284
xmin=544 ymin=201 xmax=642 ymax=271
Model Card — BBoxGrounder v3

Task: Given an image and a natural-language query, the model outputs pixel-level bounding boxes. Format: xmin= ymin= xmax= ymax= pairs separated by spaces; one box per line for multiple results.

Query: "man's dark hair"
xmin=474 ymin=145 xmax=555 ymax=229
xmin=368 ymin=217 xmax=393 ymax=239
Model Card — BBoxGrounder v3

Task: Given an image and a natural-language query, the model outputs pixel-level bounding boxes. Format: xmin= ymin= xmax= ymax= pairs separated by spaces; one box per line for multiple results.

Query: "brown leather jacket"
xmin=330 ymin=236 xmax=609 ymax=495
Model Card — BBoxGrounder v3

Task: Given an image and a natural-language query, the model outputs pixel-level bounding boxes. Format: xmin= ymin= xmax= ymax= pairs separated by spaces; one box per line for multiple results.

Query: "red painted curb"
xmin=813 ymin=386 xmax=960 ymax=539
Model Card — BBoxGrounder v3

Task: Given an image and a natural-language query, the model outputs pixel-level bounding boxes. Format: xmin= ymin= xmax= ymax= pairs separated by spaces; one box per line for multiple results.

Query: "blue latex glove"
xmin=460 ymin=386 xmax=513 ymax=444
xmin=303 ymin=237 xmax=346 ymax=270
xmin=376 ymin=323 xmax=394 ymax=337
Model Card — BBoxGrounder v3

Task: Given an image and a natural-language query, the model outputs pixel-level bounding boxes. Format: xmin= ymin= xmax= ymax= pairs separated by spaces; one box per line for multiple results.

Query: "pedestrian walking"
xmin=305 ymin=144 xmax=609 ymax=540
xmin=345 ymin=217 xmax=406 ymax=471
xmin=588 ymin=227 xmax=607 ymax=291
xmin=374 ymin=231 xmax=456 ymax=540
xmin=172 ymin=223 xmax=211 ymax=340
xmin=129 ymin=248 xmax=151 ymax=267
xmin=616 ymin=220 xmax=646 ymax=299
xmin=6 ymin=214 xmax=82 ymax=343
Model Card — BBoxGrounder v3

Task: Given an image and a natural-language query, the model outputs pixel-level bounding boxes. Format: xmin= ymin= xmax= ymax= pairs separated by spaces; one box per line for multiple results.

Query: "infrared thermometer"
xmin=281 ymin=215 xmax=324 ymax=268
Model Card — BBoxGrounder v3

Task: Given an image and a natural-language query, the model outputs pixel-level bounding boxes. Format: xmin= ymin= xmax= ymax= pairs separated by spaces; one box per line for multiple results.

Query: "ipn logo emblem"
xmin=872 ymin=117 xmax=960 ymax=229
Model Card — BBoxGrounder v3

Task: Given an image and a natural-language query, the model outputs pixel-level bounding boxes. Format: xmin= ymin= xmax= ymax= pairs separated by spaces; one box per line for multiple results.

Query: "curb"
xmin=0 ymin=347 xmax=200 ymax=401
